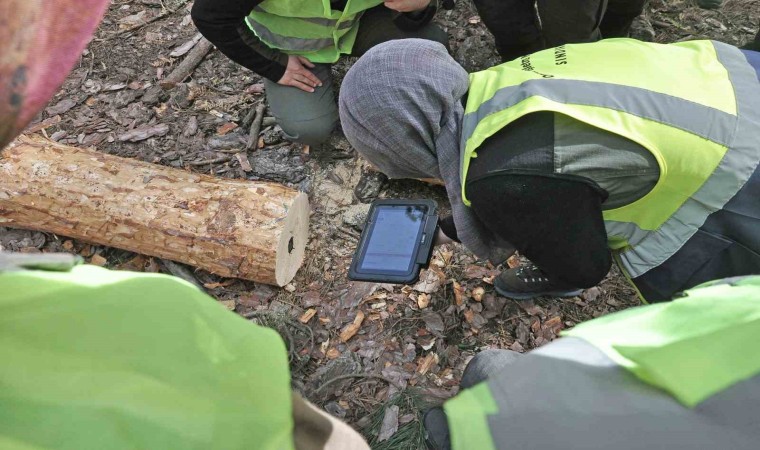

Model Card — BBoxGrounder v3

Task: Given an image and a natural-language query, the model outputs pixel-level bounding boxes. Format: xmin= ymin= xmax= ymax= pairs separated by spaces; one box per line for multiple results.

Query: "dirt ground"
xmin=5 ymin=0 xmax=758 ymax=446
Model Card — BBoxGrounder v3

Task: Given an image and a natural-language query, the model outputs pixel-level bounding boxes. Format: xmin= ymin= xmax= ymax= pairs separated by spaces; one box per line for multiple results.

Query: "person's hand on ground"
xmin=384 ymin=0 xmax=431 ymax=13
xmin=278 ymin=55 xmax=322 ymax=93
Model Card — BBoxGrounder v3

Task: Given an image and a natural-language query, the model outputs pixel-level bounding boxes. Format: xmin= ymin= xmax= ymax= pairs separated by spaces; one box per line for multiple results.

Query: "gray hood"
xmin=339 ymin=39 xmax=514 ymax=261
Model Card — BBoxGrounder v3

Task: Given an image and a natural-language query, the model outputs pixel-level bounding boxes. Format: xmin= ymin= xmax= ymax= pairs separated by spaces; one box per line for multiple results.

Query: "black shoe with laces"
xmin=494 ymin=265 xmax=584 ymax=300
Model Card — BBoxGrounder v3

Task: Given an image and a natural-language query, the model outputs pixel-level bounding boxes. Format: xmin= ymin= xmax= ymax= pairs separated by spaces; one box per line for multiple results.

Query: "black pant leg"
xmin=351 ymin=6 xmax=449 ymax=57
xmin=472 ymin=0 xmax=544 ymax=61
xmin=536 ymin=0 xmax=607 ymax=47
xmin=600 ymin=0 xmax=647 ymax=38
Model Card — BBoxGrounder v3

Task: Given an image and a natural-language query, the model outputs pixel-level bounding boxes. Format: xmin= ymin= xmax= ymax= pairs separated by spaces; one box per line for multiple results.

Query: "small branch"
xmin=104 ymin=0 xmax=191 ymax=40
xmin=160 ymin=38 xmax=215 ymax=90
xmin=187 ymin=156 xmax=230 ymax=167
xmin=245 ymin=103 xmax=267 ymax=151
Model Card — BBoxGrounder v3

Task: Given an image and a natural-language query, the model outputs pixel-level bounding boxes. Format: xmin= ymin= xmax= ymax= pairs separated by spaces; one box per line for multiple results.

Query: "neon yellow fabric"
xmin=443 ymin=382 xmax=498 ymax=450
xmin=565 ymin=276 xmax=760 ymax=407
xmin=461 ymin=40 xmax=733 ymax=233
xmin=247 ymin=0 xmax=383 ymax=63
xmin=0 ymin=265 xmax=294 ymax=450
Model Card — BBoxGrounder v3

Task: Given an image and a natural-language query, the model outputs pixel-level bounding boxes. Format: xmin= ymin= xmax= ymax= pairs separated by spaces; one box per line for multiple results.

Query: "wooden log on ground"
xmin=0 ymin=134 xmax=309 ymax=286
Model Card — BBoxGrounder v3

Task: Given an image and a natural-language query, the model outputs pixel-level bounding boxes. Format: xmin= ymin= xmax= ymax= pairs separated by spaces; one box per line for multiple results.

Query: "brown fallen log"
xmin=0 ymin=134 xmax=309 ymax=286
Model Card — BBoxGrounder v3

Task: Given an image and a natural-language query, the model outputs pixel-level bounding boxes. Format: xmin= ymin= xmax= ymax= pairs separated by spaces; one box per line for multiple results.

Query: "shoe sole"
xmin=494 ymin=285 xmax=584 ymax=300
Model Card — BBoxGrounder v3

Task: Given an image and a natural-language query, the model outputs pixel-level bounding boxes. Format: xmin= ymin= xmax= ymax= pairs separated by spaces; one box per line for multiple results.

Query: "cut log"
xmin=0 ymin=134 xmax=309 ymax=286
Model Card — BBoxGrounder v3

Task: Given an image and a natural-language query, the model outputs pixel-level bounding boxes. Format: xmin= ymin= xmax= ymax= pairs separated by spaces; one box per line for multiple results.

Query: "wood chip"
xmin=62 ymin=240 xmax=74 ymax=251
xmin=326 ymin=348 xmax=341 ymax=359
xmin=26 ymin=115 xmax=62 ymax=133
xmin=417 ymin=293 xmax=430 ymax=309
xmin=339 ymin=310 xmax=365 ymax=342
xmin=235 ymin=153 xmax=252 ymax=172
xmin=117 ymin=123 xmax=169 ymax=142
xmin=216 ymin=122 xmax=238 ymax=135
xmin=417 ymin=352 xmax=439 ymax=375
xmin=299 ymin=308 xmax=317 ymax=324
xmin=452 ymin=281 xmax=465 ymax=306
xmin=471 ymin=286 xmax=485 ymax=302
xmin=170 ymin=33 xmax=203 ymax=57
xmin=377 ymin=405 xmax=400 ymax=443
xmin=203 ymin=279 xmax=236 ymax=289
xmin=90 ymin=254 xmax=107 ymax=266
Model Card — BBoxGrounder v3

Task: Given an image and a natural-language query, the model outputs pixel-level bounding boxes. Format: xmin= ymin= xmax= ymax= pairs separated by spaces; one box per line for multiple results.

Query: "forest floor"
xmin=4 ymin=0 xmax=758 ymax=446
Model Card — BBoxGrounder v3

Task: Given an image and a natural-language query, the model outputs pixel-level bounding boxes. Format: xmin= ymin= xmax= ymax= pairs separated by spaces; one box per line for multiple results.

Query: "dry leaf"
xmin=339 ymin=310 xmax=365 ymax=342
xmin=506 ymin=254 xmax=521 ymax=269
xmin=452 ymin=281 xmax=465 ymax=306
xmin=463 ymin=309 xmax=474 ymax=324
xmin=90 ymin=254 xmax=107 ymax=266
xmin=216 ymin=122 xmax=238 ymax=135
xmin=326 ymin=348 xmax=341 ymax=359
xmin=417 ymin=353 xmax=439 ymax=375
xmin=62 ymin=240 xmax=74 ymax=251
xmin=471 ymin=287 xmax=485 ymax=302
xmin=417 ymin=293 xmax=430 ymax=309
xmin=299 ymin=308 xmax=317 ymax=324
xmin=543 ymin=316 xmax=563 ymax=334
xmin=413 ymin=268 xmax=443 ymax=294
xmin=439 ymin=248 xmax=454 ymax=265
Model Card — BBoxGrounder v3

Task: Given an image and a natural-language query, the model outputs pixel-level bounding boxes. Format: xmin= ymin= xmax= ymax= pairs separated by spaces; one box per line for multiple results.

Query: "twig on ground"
xmin=104 ymin=0 xmax=191 ymax=40
xmin=245 ymin=103 xmax=267 ymax=151
xmin=187 ymin=156 xmax=230 ymax=167
xmin=160 ymin=38 xmax=215 ymax=90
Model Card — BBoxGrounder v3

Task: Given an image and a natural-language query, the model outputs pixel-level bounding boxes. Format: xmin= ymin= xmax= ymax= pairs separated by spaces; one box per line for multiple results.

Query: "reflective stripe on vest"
xmin=444 ymin=276 xmax=760 ymax=450
xmin=246 ymin=0 xmax=383 ymax=62
xmin=460 ymin=40 xmax=760 ymax=282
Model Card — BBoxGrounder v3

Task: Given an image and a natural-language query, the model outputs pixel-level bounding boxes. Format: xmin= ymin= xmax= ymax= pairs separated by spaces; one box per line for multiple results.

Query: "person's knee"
xmin=460 ymin=349 xmax=521 ymax=389
xmin=278 ymin=112 xmax=338 ymax=146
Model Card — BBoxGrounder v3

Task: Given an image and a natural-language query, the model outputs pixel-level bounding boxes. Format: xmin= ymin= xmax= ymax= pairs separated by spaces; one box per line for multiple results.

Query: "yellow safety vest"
xmin=460 ymin=39 xmax=760 ymax=301
xmin=246 ymin=0 xmax=384 ymax=63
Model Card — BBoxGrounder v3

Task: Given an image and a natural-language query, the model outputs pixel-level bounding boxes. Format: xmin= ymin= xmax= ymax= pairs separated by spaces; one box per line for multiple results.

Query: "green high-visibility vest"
xmin=246 ymin=0 xmax=384 ymax=63
xmin=460 ymin=39 xmax=760 ymax=301
xmin=0 ymin=265 xmax=294 ymax=450
xmin=444 ymin=276 xmax=760 ymax=450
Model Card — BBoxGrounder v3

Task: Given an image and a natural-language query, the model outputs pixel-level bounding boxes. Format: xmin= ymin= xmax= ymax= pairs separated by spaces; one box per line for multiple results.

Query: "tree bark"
xmin=0 ymin=134 xmax=309 ymax=286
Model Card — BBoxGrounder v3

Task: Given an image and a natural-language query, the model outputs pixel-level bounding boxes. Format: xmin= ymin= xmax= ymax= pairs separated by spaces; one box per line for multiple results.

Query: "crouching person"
xmin=424 ymin=275 xmax=760 ymax=449
xmin=339 ymin=38 xmax=760 ymax=303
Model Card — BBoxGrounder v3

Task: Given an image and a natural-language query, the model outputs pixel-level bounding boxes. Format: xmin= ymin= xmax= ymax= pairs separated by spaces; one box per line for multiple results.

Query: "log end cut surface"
xmin=274 ymin=192 xmax=308 ymax=286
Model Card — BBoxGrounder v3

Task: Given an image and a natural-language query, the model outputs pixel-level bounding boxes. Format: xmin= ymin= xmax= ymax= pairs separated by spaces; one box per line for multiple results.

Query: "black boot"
xmin=495 ymin=264 xmax=584 ymax=300
xmin=740 ymin=24 xmax=760 ymax=52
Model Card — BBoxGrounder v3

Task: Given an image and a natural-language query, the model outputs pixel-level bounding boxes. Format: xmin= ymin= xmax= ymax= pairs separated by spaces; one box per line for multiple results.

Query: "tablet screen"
xmin=358 ymin=205 xmax=427 ymax=274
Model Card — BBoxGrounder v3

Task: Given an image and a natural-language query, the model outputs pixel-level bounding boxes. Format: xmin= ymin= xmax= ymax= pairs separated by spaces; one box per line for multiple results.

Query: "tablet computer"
xmin=349 ymin=199 xmax=438 ymax=284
